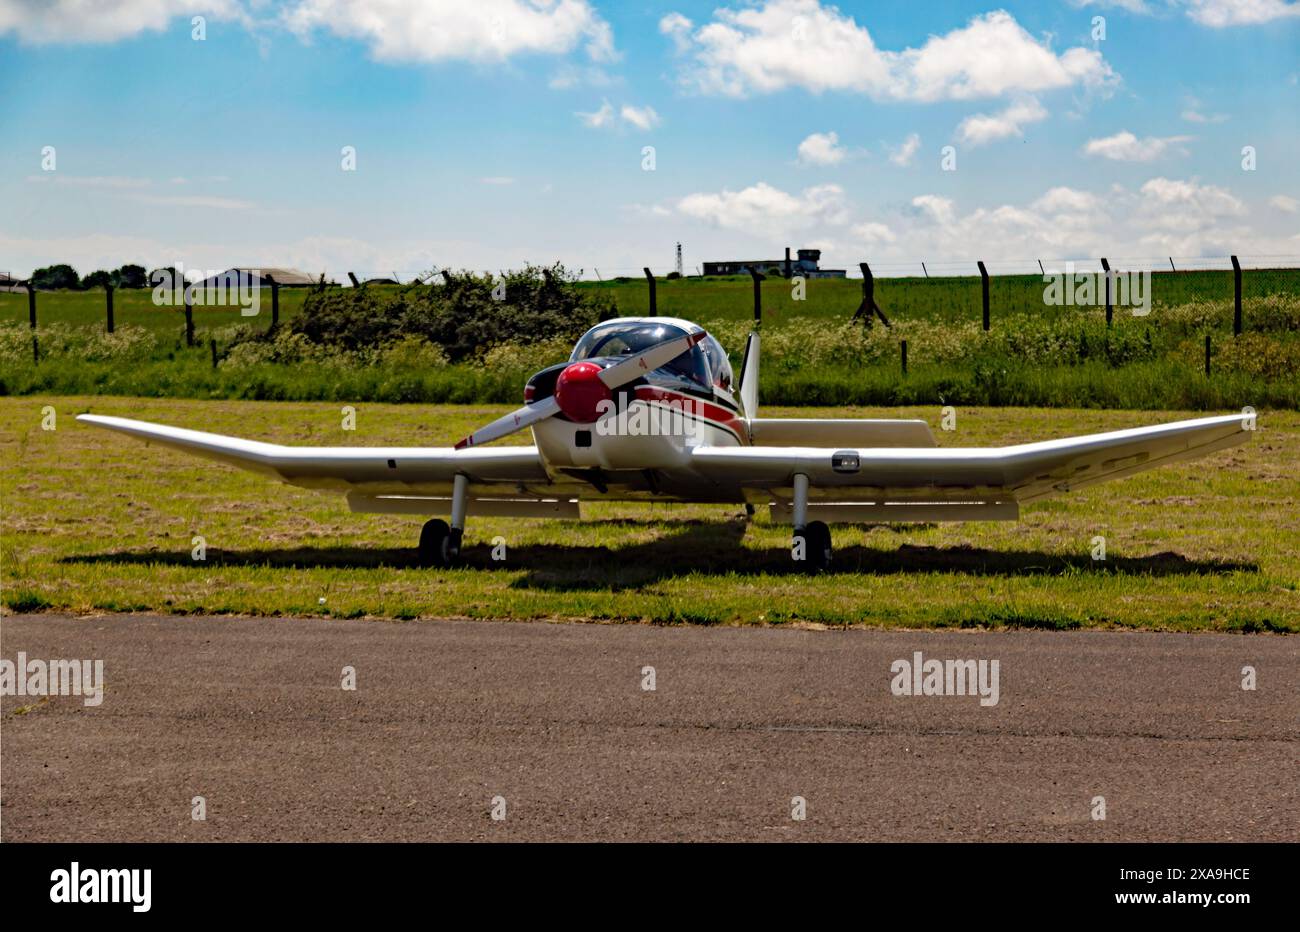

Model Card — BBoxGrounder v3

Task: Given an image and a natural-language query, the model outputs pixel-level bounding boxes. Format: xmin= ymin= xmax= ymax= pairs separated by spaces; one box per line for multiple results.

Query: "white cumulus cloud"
xmin=796 ymin=131 xmax=847 ymax=166
xmin=283 ymin=0 xmax=615 ymax=64
xmin=0 ymin=0 xmax=244 ymax=43
xmin=676 ymin=181 xmax=847 ymax=237
xmin=619 ymin=104 xmax=661 ymax=131
xmin=889 ymin=133 xmax=921 ymax=166
xmin=577 ymin=100 xmax=660 ymax=131
xmin=1082 ymin=130 xmax=1193 ymax=161
xmin=664 ymin=2 xmax=1115 ymax=101
xmin=956 ymin=98 xmax=1048 ymax=147
xmin=1183 ymin=0 xmax=1300 ymax=27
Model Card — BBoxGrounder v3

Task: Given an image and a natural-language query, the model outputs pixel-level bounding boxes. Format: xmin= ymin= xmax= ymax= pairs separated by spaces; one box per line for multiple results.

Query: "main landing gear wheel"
xmin=793 ymin=520 xmax=832 ymax=572
xmin=418 ymin=519 xmax=462 ymax=568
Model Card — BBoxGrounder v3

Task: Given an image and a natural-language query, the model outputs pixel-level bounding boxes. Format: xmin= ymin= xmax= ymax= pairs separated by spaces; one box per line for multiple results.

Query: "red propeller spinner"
xmin=553 ymin=361 xmax=612 ymax=423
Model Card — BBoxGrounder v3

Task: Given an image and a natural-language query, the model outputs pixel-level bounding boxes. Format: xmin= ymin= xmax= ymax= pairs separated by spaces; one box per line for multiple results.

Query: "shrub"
xmin=289 ymin=263 xmax=612 ymax=362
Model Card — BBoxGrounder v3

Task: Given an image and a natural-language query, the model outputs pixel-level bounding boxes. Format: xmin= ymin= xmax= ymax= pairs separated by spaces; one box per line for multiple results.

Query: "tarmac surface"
xmin=1 ymin=613 xmax=1296 ymax=841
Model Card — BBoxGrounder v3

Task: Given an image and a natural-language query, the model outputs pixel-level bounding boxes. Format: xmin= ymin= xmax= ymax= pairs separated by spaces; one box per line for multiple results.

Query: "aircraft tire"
xmin=418 ymin=519 xmax=452 ymax=568
xmin=804 ymin=520 xmax=832 ymax=572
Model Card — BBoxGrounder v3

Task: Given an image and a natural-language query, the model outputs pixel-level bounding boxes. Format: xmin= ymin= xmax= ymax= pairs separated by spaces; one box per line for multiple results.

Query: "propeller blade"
xmin=597 ymin=330 xmax=706 ymax=390
xmin=454 ymin=396 xmax=560 ymax=449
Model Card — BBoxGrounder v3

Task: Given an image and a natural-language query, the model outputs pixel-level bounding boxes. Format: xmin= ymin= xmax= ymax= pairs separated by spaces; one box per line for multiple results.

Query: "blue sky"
xmin=1 ymin=0 xmax=1297 ymax=279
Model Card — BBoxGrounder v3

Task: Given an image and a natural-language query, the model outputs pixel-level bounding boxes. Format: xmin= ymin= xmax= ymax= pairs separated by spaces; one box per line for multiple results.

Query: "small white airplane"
xmin=79 ymin=314 xmax=1253 ymax=569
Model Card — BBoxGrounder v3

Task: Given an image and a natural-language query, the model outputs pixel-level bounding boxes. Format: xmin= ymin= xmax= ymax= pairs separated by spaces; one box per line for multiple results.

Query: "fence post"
xmin=105 ymin=284 xmax=115 ymax=333
xmin=900 ymin=339 xmax=908 ymax=375
xmin=267 ymin=274 xmax=279 ymax=330
xmin=921 ymin=261 xmax=929 ymax=279
xmin=184 ymin=285 xmax=194 ymax=347
xmin=1231 ymin=255 xmax=1242 ymax=335
xmin=25 ymin=282 xmax=37 ymax=329
xmin=643 ymin=267 xmax=656 ymax=315
xmin=1204 ymin=334 xmax=1211 ymax=375
xmin=210 ymin=338 xmax=218 ymax=368
xmin=977 ymin=260 xmax=990 ymax=330
xmin=748 ymin=267 xmax=764 ymax=324
xmin=855 ymin=261 xmax=875 ymax=328
xmin=1100 ymin=257 xmax=1112 ymax=327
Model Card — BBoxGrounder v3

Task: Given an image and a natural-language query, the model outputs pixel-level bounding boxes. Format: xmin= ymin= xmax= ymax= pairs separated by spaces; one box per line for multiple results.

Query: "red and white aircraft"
xmin=79 ymin=315 xmax=1253 ymax=569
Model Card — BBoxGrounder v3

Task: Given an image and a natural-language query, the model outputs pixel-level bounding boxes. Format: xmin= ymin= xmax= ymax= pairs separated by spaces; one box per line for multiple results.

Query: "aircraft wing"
xmin=76 ymin=414 xmax=551 ymax=497
xmin=690 ymin=413 xmax=1252 ymax=521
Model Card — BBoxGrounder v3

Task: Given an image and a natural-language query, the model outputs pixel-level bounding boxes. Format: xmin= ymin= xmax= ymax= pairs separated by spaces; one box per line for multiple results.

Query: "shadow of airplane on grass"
xmin=63 ymin=518 xmax=1257 ymax=592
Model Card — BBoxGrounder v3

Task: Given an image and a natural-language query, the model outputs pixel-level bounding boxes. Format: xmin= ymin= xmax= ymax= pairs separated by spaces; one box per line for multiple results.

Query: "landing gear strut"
xmin=418 ymin=474 xmax=468 ymax=568
xmin=791 ymin=472 xmax=832 ymax=571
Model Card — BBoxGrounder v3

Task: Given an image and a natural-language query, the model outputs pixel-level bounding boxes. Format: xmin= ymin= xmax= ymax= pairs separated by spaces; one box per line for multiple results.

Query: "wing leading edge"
xmin=76 ymin=414 xmax=549 ymax=495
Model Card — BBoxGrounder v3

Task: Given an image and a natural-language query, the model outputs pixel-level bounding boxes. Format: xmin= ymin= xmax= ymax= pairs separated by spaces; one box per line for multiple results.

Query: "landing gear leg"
xmin=418 ymin=474 xmax=468 ymax=568
xmin=791 ymin=473 xmax=832 ymax=572
xmin=447 ymin=473 xmax=468 ymax=564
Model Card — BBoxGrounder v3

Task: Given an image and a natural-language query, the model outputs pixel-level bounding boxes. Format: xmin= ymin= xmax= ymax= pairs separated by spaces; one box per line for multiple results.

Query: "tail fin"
xmin=740 ymin=266 xmax=763 ymax=421
xmin=739 ymin=330 xmax=759 ymax=420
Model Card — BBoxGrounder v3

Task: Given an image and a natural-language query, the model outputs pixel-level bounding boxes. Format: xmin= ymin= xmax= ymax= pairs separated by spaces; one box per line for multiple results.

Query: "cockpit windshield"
xmin=571 ymin=321 xmax=711 ymax=388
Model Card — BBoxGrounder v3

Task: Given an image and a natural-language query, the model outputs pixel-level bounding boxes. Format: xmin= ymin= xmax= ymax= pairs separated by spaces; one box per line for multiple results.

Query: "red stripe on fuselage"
xmin=632 ymin=385 xmax=748 ymax=444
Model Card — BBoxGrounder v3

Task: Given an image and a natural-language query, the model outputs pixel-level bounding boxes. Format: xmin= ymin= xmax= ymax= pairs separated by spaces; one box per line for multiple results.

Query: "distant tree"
xmin=115 ymin=264 xmax=148 ymax=288
xmin=29 ymin=264 xmax=81 ymax=290
xmin=666 ymin=271 xmax=682 ymax=280
xmin=81 ymin=269 xmax=115 ymax=290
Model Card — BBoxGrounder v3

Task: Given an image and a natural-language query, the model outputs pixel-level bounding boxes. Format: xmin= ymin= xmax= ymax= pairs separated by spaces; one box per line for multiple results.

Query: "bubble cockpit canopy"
xmin=570 ymin=320 xmax=731 ymax=391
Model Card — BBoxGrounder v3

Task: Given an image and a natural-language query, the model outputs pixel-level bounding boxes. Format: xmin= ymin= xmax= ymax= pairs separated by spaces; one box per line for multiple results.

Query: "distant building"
xmin=702 ymin=247 xmax=846 ymax=279
xmin=193 ymin=267 xmax=329 ymax=290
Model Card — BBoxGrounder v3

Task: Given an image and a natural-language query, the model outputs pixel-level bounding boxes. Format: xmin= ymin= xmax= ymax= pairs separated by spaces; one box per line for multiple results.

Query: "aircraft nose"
xmin=554 ymin=361 xmax=613 ymax=423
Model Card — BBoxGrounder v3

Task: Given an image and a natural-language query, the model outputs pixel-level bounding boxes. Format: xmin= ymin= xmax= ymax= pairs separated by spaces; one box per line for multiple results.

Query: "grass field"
xmin=581 ymin=269 xmax=1300 ymax=323
xmin=0 ymin=286 xmax=313 ymax=338
xmin=2 ymin=396 xmax=1295 ymax=631
xmin=5 ymin=268 xmax=1297 ymax=334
